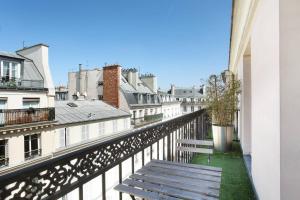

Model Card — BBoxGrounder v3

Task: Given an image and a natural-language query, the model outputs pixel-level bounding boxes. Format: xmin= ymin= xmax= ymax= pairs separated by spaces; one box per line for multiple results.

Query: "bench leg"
xmin=208 ymin=154 xmax=211 ymax=165
xmin=130 ymin=195 xmax=136 ymax=200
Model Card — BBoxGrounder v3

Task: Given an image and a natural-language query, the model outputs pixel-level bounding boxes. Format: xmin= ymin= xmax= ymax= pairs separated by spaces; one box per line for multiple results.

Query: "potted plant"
xmin=206 ymin=70 xmax=240 ymax=152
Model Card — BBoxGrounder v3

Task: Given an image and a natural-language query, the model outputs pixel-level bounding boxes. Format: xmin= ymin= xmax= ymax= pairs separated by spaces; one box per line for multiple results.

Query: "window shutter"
xmin=59 ymin=129 xmax=65 ymax=148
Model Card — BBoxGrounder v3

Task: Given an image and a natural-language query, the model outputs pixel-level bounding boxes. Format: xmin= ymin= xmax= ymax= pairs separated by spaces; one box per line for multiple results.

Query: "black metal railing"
xmin=24 ymin=149 xmax=42 ymax=161
xmin=0 ymin=77 xmax=44 ymax=90
xmin=0 ymin=109 xmax=211 ymax=200
xmin=0 ymin=107 xmax=55 ymax=127
xmin=0 ymin=157 xmax=9 ymax=167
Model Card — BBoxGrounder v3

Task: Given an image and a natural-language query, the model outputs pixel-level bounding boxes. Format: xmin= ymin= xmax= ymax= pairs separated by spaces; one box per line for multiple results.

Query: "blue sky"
xmin=0 ymin=0 xmax=232 ymax=90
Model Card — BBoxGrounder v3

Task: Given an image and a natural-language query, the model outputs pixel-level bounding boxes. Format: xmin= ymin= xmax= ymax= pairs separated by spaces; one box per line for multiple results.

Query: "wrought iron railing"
xmin=24 ymin=149 xmax=42 ymax=161
xmin=0 ymin=107 xmax=55 ymax=127
xmin=0 ymin=77 xmax=44 ymax=90
xmin=0 ymin=109 xmax=211 ymax=200
xmin=0 ymin=157 xmax=9 ymax=167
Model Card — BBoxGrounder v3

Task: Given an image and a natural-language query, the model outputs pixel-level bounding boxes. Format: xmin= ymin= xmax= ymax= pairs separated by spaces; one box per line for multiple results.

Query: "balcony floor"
xmin=192 ymin=142 xmax=256 ymax=200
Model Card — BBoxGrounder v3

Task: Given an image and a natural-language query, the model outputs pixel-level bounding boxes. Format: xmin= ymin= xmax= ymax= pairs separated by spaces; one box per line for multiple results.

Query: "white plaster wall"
xmin=279 ymin=0 xmax=300 ymax=198
xmin=41 ymin=130 xmax=55 ymax=156
xmin=241 ymin=55 xmax=252 ymax=155
xmin=251 ymin=0 xmax=281 ymax=199
xmin=0 ymin=91 xmax=50 ymax=109
xmin=7 ymin=135 xmax=24 ymax=166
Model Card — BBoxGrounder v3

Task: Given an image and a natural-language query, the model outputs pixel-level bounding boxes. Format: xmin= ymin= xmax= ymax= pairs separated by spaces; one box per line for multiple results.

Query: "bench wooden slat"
xmin=176 ymin=139 xmax=213 ymax=146
xmin=146 ymin=162 xmax=221 ymax=177
xmin=123 ymin=179 xmax=218 ymax=200
xmin=176 ymin=146 xmax=213 ymax=154
xmin=136 ymin=168 xmax=221 ymax=189
xmin=143 ymin=165 xmax=221 ymax=183
xmin=152 ymin=160 xmax=222 ymax=172
xmin=114 ymin=184 xmax=179 ymax=200
xmin=130 ymin=174 xmax=220 ymax=197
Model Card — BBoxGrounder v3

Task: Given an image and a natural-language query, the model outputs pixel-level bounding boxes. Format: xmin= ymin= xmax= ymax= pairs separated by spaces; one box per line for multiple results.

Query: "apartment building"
xmin=230 ymin=0 xmax=300 ymax=199
xmin=158 ymin=90 xmax=181 ymax=120
xmin=0 ymin=45 xmax=132 ymax=174
xmin=0 ymin=44 xmax=56 ymax=168
xmin=169 ymin=84 xmax=206 ymax=114
xmin=55 ymin=85 xmax=68 ymax=101
xmin=68 ymin=65 xmax=181 ymax=126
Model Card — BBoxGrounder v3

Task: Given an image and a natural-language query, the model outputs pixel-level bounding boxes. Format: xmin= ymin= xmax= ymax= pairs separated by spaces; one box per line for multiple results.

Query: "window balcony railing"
xmin=0 ymin=77 xmax=44 ymax=90
xmin=0 ymin=107 xmax=55 ymax=127
xmin=0 ymin=157 xmax=9 ymax=167
xmin=24 ymin=149 xmax=42 ymax=161
xmin=0 ymin=110 xmax=211 ymax=200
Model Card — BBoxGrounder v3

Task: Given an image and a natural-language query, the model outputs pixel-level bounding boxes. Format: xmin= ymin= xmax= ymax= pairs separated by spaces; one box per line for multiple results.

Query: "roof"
xmin=174 ymin=87 xmax=204 ymax=98
xmin=120 ymin=75 xmax=153 ymax=94
xmin=0 ymin=51 xmax=24 ymax=60
xmin=55 ymin=100 xmax=130 ymax=125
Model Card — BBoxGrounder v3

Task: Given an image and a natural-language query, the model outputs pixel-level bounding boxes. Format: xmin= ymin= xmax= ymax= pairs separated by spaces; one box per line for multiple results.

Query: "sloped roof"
xmin=55 ymin=100 xmax=130 ymax=125
xmin=120 ymin=75 xmax=153 ymax=94
xmin=0 ymin=51 xmax=24 ymax=60
xmin=174 ymin=87 xmax=204 ymax=98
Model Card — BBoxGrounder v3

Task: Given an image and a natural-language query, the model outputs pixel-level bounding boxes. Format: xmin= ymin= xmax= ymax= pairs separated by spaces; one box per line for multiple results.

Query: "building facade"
xmin=0 ymin=45 xmax=131 ymax=177
xmin=0 ymin=44 xmax=56 ymax=169
xmin=230 ymin=0 xmax=300 ymax=199
xmin=55 ymin=85 xmax=68 ymax=101
xmin=169 ymin=84 xmax=206 ymax=114
xmin=68 ymin=65 xmax=182 ymax=127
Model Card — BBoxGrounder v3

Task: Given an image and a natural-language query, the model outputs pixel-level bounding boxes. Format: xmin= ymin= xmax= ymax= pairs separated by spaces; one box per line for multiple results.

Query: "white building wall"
xmin=279 ymin=0 xmax=300 ymax=198
xmin=0 ymin=91 xmax=51 ymax=109
xmin=249 ymin=0 xmax=281 ymax=199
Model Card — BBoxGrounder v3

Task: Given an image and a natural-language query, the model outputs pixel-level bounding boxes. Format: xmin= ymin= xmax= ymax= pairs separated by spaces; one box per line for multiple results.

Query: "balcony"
xmin=0 ymin=107 xmax=55 ymax=127
xmin=0 ymin=110 xmax=254 ymax=200
xmin=0 ymin=77 xmax=45 ymax=91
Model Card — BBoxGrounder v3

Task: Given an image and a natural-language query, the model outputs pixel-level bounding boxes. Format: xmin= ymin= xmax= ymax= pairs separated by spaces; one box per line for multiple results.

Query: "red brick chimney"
xmin=103 ymin=65 xmax=121 ymax=108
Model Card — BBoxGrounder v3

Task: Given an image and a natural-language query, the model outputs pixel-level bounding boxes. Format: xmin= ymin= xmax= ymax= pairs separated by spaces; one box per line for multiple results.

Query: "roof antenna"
xmin=22 ymin=41 xmax=25 ymax=48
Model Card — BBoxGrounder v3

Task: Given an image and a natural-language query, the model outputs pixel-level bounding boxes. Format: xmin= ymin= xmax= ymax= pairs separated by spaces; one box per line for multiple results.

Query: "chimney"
xmin=140 ymin=73 xmax=157 ymax=93
xmin=171 ymin=84 xmax=175 ymax=95
xmin=127 ymin=68 xmax=138 ymax=89
xmin=78 ymin=64 xmax=84 ymax=95
xmin=16 ymin=44 xmax=54 ymax=95
xmin=103 ymin=65 xmax=121 ymax=108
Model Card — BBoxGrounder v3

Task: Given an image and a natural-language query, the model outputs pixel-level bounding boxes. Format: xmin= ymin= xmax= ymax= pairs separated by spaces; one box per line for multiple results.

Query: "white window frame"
xmin=0 ymin=139 xmax=8 ymax=167
xmin=98 ymin=122 xmax=105 ymax=135
xmin=81 ymin=125 xmax=89 ymax=141
xmin=0 ymin=60 xmax=21 ymax=79
xmin=113 ymin=120 xmax=118 ymax=133
xmin=24 ymin=134 xmax=41 ymax=160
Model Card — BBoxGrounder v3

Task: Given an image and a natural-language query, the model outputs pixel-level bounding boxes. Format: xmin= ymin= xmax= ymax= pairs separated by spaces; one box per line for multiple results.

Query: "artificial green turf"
xmin=191 ymin=142 xmax=256 ymax=200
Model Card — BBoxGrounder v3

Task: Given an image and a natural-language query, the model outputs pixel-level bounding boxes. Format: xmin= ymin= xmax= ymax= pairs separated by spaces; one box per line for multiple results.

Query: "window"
xmin=81 ymin=125 xmax=89 ymax=141
xmin=23 ymin=98 xmax=40 ymax=108
xmin=198 ymin=106 xmax=201 ymax=110
xmin=183 ymin=106 xmax=187 ymax=112
xmin=0 ymin=60 xmax=21 ymax=81
xmin=0 ymin=139 xmax=8 ymax=167
xmin=24 ymin=134 xmax=41 ymax=160
xmin=123 ymin=118 xmax=128 ymax=130
xmin=57 ymin=128 xmax=69 ymax=148
xmin=191 ymin=106 xmax=194 ymax=112
xmin=0 ymin=99 xmax=7 ymax=125
xmin=113 ymin=120 xmax=118 ymax=132
xmin=99 ymin=122 xmax=105 ymax=135
xmin=139 ymin=110 xmax=143 ymax=118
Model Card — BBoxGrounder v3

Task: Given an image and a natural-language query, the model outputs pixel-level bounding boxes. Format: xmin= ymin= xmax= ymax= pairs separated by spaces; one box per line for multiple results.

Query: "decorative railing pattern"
xmin=0 ymin=107 xmax=55 ymax=127
xmin=0 ymin=110 xmax=210 ymax=200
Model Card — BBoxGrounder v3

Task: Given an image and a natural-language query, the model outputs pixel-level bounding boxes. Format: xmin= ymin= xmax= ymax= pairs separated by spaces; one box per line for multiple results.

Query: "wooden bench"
xmin=176 ymin=139 xmax=214 ymax=164
xmin=114 ymin=159 xmax=222 ymax=200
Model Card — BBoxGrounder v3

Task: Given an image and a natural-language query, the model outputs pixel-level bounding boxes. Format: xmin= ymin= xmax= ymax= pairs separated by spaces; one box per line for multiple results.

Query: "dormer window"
xmin=0 ymin=60 xmax=21 ymax=81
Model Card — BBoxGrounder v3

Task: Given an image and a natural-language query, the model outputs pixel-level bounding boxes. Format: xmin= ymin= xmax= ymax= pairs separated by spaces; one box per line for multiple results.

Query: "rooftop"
xmin=55 ymin=100 xmax=130 ymax=125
